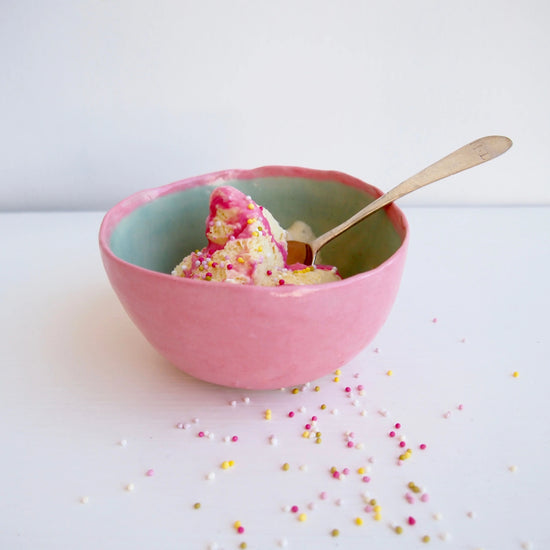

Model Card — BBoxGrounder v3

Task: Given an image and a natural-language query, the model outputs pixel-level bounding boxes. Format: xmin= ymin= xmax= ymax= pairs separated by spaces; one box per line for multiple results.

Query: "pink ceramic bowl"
xmin=99 ymin=166 xmax=409 ymax=389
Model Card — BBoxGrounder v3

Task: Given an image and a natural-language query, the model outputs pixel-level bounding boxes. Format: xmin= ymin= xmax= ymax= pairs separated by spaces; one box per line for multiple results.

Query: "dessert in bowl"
xmin=99 ymin=166 xmax=409 ymax=389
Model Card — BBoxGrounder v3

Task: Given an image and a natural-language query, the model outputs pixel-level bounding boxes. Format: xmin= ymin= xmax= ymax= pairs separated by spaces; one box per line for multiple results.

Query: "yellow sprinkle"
xmin=247 ymin=203 xmax=255 ymax=210
xmin=193 ymin=502 xmax=201 ymax=509
xmin=334 ymin=369 xmax=341 ymax=375
xmin=237 ymin=257 xmax=245 ymax=263
xmin=239 ymin=543 xmax=247 ymax=549
xmin=265 ymin=409 xmax=272 ymax=420
xmin=386 ymin=370 xmax=393 ymax=376
xmin=315 ymin=431 xmax=322 ymax=438
xmin=315 ymin=437 xmax=322 ymax=444
xmin=257 ymin=246 xmax=263 ymax=252
xmin=221 ymin=461 xmax=230 ymax=469
xmin=298 ymin=513 xmax=307 ymax=522
xmin=331 ymin=529 xmax=340 ymax=537
xmin=422 ymin=535 xmax=431 ymax=543
xmin=282 ymin=462 xmax=290 ymax=471
xmin=302 ymin=431 xmax=310 ymax=438
xmin=330 ymin=466 xmax=338 ymax=473
xmin=374 ymin=513 xmax=382 ymax=521
xmin=291 ymin=388 xmax=300 ymax=394
xmin=228 ymin=460 xmax=235 ymax=467
xmin=395 ymin=526 xmax=404 ymax=534
xmin=369 ymin=498 xmax=377 ymax=506
xmin=257 ymin=226 xmax=263 ymax=231
xmin=234 ymin=520 xmax=242 ymax=529
xmin=357 ymin=467 xmax=365 ymax=475
xmin=373 ymin=505 xmax=381 ymax=513
xmin=252 ymin=231 xmax=259 ymax=237
xmin=355 ymin=517 xmax=364 ymax=526
xmin=512 ymin=371 xmax=519 ymax=378
xmin=314 ymin=385 xmax=321 ymax=392
xmin=333 ymin=376 xmax=340 ymax=383
xmin=320 ymin=404 xmax=327 ymax=410
xmin=247 ymin=218 xmax=256 ymax=224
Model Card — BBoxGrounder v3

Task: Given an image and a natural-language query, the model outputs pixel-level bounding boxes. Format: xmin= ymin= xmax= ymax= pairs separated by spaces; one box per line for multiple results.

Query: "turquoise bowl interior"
xmin=109 ymin=175 xmax=403 ymax=280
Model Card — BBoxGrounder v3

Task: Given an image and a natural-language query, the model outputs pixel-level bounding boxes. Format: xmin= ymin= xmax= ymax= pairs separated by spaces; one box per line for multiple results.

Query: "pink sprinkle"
xmin=408 ymin=516 xmax=416 ymax=526
xmin=278 ymin=279 xmax=285 ymax=285
xmin=145 ymin=469 xmax=154 ymax=477
xmin=389 ymin=431 xmax=396 ymax=438
xmin=405 ymin=492 xmax=415 ymax=504
xmin=347 ymin=441 xmax=354 ymax=448
xmin=291 ymin=505 xmax=299 ymax=513
xmin=198 ymin=431 xmax=205 ymax=438
xmin=332 ymin=471 xmax=340 ymax=479
xmin=364 ymin=505 xmax=373 ymax=513
xmin=231 ymin=435 xmax=239 ymax=442
xmin=362 ymin=476 xmax=371 ymax=483
xmin=395 ymin=422 xmax=401 ymax=429
xmin=345 ymin=386 xmax=351 ymax=393
xmin=357 ymin=384 xmax=364 ymax=391
xmin=458 ymin=403 xmax=464 ymax=410
xmin=311 ymin=416 xmax=318 ymax=422
xmin=305 ymin=423 xmax=312 ymax=430
xmin=443 ymin=411 xmax=451 ymax=418
xmin=266 ymin=270 xmax=272 ymax=276
xmin=237 ymin=526 xmax=245 ymax=534
xmin=342 ymin=468 xmax=350 ymax=475
xmin=432 ymin=317 xmax=438 ymax=323
xmin=320 ymin=491 xmax=328 ymax=500
xmin=419 ymin=443 xmax=427 ymax=450
xmin=399 ymin=441 xmax=406 ymax=448
xmin=420 ymin=493 xmax=430 ymax=503
xmin=226 ymin=264 xmax=233 ymax=270
xmin=288 ymin=411 xmax=295 ymax=418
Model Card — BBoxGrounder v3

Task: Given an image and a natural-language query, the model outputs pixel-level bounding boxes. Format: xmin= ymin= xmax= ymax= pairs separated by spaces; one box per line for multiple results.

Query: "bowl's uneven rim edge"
xmin=98 ymin=166 xmax=410 ymax=293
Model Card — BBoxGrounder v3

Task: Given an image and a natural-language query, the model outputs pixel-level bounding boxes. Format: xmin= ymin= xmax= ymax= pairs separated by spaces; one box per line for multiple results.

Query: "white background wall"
xmin=1 ymin=0 xmax=549 ymax=211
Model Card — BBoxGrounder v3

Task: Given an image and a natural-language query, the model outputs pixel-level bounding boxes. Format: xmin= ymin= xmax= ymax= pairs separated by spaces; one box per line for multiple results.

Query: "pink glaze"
xmin=99 ymin=166 xmax=409 ymax=390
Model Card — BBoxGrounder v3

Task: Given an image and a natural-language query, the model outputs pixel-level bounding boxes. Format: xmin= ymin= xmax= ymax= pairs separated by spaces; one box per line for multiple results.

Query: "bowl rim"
xmin=99 ymin=165 xmax=409 ymax=292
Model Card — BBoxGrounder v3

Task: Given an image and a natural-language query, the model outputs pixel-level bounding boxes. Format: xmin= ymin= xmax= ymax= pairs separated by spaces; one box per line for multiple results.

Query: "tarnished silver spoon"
xmin=286 ymin=135 xmax=513 ymax=266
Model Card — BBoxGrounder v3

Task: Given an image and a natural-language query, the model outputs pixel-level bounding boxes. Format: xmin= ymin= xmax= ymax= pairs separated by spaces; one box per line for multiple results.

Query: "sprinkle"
xmin=80 ymin=496 xmax=89 ymax=504
xmin=193 ymin=502 xmax=201 ymax=509
xmin=419 ymin=443 xmax=427 ymax=450
xmin=420 ymin=493 xmax=430 ymax=502
xmin=512 ymin=371 xmax=519 ymax=378
xmin=278 ymin=537 xmax=289 ymax=547
xmin=242 ymin=396 xmax=250 ymax=404
xmin=399 ymin=441 xmax=406 ymax=448
xmin=298 ymin=513 xmax=307 ymax=522
xmin=443 ymin=411 xmax=451 ymax=419
xmin=355 ymin=517 xmax=364 ymax=526
xmin=278 ymin=279 xmax=285 ymax=285
xmin=237 ymin=526 xmax=245 ymax=534
xmin=126 ymin=483 xmax=135 ymax=492
xmin=266 ymin=269 xmax=272 ymax=276
xmin=239 ymin=543 xmax=247 ymax=549
xmin=395 ymin=526 xmax=404 ymax=534
xmin=269 ymin=435 xmax=278 ymax=446
xmin=227 ymin=264 xmax=233 ymax=270
xmin=119 ymin=439 xmax=128 ymax=447
xmin=290 ymin=505 xmax=299 ymax=513
xmin=344 ymin=386 xmax=352 ymax=393
xmin=206 ymin=472 xmax=216 ymax=480
xmin=334 ymin=369 xmax=341 ymax=375
xmin=299 ymin=464 xmax=308 ymax=472
xmin=408 ymin=516 xmax=416 ymax=526
xmin=192 ymin=417 xmax=200 ymax=423
xmin=433 ymin=512 xmax=442 ymax=520
xmin=386 ymin=370 xmax=393 ymax=376
xmin=291 ymin=388 xmax=300 ymax=395
xmin=333 ymin=376 xmax=340 ymax=383
xmin=232 ymin=435 xmax=239 ymax=442
xmin=509 ymin=465 xmax=518 ymax=473
xmin=395 ymin=422 xmax=401 ymax=429
xmin=265 ymin=409 xmax=272 ymax=420
xmin=247 ymin=203 xmax=255 ymax=210
xmin=422 ymin=535 xmax=431 ymax=543
xmin=145 ymin=469 xmax=154 ymax=477
xmin=282 ymin=462 xmax=290 ymax=471
xmin=314 ymin=385 xmax=321 ymax=392
xmin=362 ymin=476 xmax=371 ymax=483
xmin=331 ymin=529 xmax=340 ymax=537
xmin=320 ymin=491 xmax=328 ymax=500
xmin=389 ymin=431 xmax=396 ymax=438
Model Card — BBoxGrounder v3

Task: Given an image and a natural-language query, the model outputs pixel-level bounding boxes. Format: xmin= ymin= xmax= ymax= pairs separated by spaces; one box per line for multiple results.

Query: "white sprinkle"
xmin=368 ymin=456 xmax=376 ymax=464
xmin=360 ymin=409 xmax=368 ymax=416
xmin=126 ymin=483 xmax=135 ymax=492
xmin=308 ymin=502 xmax=316 ymax=510
xmin=230 ymin=400 xmax=237 ymax=407
xmin=331 ymin=408 xmax=339 ymax=415
xmin=298 ymin=406 xmax=307 ymax=413
xmin=242 ymin=396 xmax=251 ymax=404
xmin=509 ymin=464 xmax=518 ymax=473
xmin=192 ymin=417 xmax=200 ymax=423
xmin=374 ymin=347 xmax=381 ymax=353
xmin=378 ymin=409 xmax=388 ymax=417
xmin=269 ymin=435 xmax=278 ymax=446
xmin=278 ymin=537 xmax=289 ymax=547
xmin=335 ymin=498 xmax=343 ymax=506
xmin=299 ymin=464 xmax=308 ymax=472
xmin=207 ymin=432 xmax=215 ymax=440
xmin=433 ymin=512 xmax=443 ymax=520
xmin=80 ymin=496 xmax=89 ymax=504
xmin=223 ymin=435 xmax=231 ymax=443
xmin=443 ymin=411 xmax=451 ymax=419
xmin=439 ymin=532 xmax=451 ymax=541
xmin=282 ymin=504 xmax=291 ymax=512
xmin=521 ymin=542 xmax=533 ymax=550
xmin=352 ymin=399 xmax=360 ymax=407
xmin=119 ymin=439 xmax=128 ymax=447
xmin=355 ymin=442 xmax=364 ymax=450
xmin=206 ymin=472 xmax=216 ymax=481
xmin=467 ymin=510 xmax=476 ymax=519
xmin=176 ymin=423 xmax=184 ymax=429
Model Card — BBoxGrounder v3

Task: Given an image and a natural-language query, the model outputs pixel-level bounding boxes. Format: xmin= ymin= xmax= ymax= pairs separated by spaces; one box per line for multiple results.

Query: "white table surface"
xmin=1 ymin=207 xmax=548 ymax=550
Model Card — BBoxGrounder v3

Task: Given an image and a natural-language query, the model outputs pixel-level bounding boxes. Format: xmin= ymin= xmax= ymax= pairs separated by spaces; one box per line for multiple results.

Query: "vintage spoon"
xmin=286 ymin=135 xmax=513 ymax=266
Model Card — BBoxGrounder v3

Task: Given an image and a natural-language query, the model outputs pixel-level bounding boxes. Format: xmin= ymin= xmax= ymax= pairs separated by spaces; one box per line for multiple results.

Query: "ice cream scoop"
xmin=287 ymin=136 xmax=513 ymax=265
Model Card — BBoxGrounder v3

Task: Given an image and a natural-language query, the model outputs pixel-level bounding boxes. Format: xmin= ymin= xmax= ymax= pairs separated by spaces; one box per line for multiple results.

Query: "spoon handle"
xmin=312 ymin=135 xmax=513 ymax=251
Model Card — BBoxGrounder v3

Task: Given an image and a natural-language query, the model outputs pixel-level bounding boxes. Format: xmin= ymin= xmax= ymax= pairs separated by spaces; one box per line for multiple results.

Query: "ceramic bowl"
xmin=99 ymin=166 xmax=409 ymax=389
